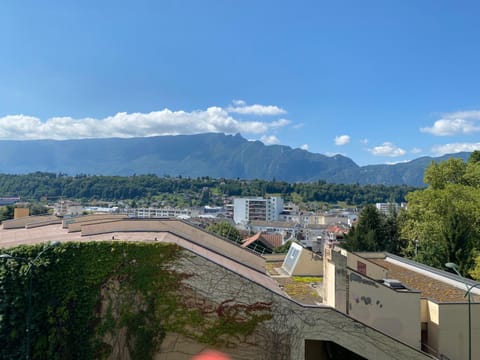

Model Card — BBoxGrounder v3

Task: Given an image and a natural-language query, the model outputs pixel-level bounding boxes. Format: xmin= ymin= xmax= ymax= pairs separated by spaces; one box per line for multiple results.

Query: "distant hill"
xmin=0 ymin=133 xmax=470 ymax=186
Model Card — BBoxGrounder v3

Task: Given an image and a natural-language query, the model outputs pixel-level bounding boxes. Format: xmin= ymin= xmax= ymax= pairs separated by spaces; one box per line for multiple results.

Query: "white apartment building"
xmin=233 ymin=196 xmax=284 ymax=224
xmin=375 ymin=202 xmax=400 ymax=215
xmin=128 ymin=207 xmax=199 ymax=219
xmin=54 ymin=200 xmax=84 ymax=217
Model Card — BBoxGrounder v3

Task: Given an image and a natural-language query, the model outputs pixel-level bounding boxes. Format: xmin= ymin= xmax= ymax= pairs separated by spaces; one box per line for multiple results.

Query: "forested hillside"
xmin=0 ymin=172 xmax=416 ymax=206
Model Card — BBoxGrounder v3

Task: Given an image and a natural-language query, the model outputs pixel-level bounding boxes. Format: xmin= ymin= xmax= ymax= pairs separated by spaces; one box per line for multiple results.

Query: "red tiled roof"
xmin=327 ymin=225 xmax=348 ymax=234
xmin=241 ymin=232 xmax=283 ymax=249
xmin=260 ymin=233 xmax=283 ymax=248
xmin=241 ymin=232 xmax=262 ymax=248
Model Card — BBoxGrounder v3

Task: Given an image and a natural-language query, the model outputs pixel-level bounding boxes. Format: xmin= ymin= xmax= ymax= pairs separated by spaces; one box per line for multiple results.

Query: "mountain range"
xmin=0 ymin=133 xmax=470 ymax=186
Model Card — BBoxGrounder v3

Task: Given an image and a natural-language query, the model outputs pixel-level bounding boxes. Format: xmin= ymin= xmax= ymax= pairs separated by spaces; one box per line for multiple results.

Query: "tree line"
xmin=0 ymin=172 xmax=417 ymax=206
xmin=343 ymin=151 xmax=480 ymax=279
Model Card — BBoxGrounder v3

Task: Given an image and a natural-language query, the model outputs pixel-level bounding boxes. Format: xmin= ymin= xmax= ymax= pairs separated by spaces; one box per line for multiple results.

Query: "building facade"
xmin=233 ymin=196 xmax=284 ymax=224
xmin=323 ymin=245 xmax=480 ymax=359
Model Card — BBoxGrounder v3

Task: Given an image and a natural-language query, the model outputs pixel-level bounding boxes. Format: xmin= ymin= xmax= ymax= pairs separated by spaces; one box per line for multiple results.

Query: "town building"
xmin=127 ymin=207 xmax=199 ymax=219
xmin=375 ymin=202 xmax=401 ymax=215
xmin=323 ymin=245 xmax=480 ymax=359
xmin=233 ymin=196 xmax=284 ymax=224
xmin=248 ymin=220 xmax=297 ymax=243
xmin=54 ymin=200 xmax=83 ymax=217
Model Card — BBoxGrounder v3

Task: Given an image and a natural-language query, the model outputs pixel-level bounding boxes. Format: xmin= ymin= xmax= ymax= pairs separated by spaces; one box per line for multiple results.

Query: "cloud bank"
xmin=0 ymin=101 xmax=291 ymax=141
xmin=227 ymin=104 xmax=286 ymax=116
xmin=431 ymin=142 xmax=480 ymax=156
xmin=421 ymin=110 xmax=480 ymax=136
xmin=368 ymin=142 xmax=406 ymax=157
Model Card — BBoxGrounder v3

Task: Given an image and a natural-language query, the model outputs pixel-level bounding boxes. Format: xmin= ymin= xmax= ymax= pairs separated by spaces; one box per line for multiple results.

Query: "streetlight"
xmin=445 ymin=262 xmax=480 ymax=360
xmin=0 ymin=241 xmax=60 ymax=360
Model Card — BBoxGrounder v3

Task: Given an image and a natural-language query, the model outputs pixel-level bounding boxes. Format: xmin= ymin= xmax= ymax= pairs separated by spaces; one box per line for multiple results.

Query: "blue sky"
xmin=1 ymin=1 xmax=480 ymax=166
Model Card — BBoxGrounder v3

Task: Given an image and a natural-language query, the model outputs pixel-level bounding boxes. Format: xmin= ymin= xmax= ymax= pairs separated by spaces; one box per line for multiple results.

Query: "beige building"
xmin=323 ymin=245 xmax=480 ymax=360
xmin=13 ymin=207 xmax=30 ymax=219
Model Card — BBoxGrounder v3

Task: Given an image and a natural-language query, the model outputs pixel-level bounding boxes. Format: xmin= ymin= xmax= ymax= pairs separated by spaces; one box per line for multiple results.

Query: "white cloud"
xmin=325 ymin=152 xmax=345 ymax=157
xmin=334 ymin=135 xmax=350 ymax=146
xmin=292 ymin=123 xmax=304 ymax=129
xmin=260 ymin=135 xmax=280 ymax=145
xmin=368 ymin=142 xmax=406 ymax=157
xmin=360 ymin=138 xmax=369 ymax=145
xmin=227 ymin=100 xmax=286 ymax=116
xmin=410 ymin=147 xmax=422 ymax=154
xmin=431 ymin=142 xmax=480 ymax=156
xmin=0 ymin=106 xmax=291 ymax=140
xmin=386 ymin=160 xmax=411 ymax=165
xmin=300 ymin=144 xmax=309 ymax=150
xmin=421 ymin=110 xmax=480 ymax=136
xmin=231 ymin=99 xmax=246 ymax=106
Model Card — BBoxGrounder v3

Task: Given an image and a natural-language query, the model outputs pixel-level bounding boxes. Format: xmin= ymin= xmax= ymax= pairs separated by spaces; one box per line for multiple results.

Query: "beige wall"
xmin=421 ymin=300 xmax=480 ymax=360
xmin=291 ymin=248 xmax=323 ymax=276
xmin=62 ymin=214 xmax=127 ymax=229
xmin=67 ymin=218 xmax=125 ymax=232
xmin=435 ymin=302 xmax=480 ymax=360
xmin=3 ymin=215 xmax=58 ymax=229
xmin=346 ymin=252 xmax=388 ymax=280
xmin=25 ymin=219 xmax=62 ymax=228
xmin=347 ymin=269 xmax=421 ymax=350
xmin=14 ymin=208 xmax=30 ymax=219
xmin=324 ymin=261 xmax=337 ymax=308
xmin=422 ymin=300 xmax=439 ymax=356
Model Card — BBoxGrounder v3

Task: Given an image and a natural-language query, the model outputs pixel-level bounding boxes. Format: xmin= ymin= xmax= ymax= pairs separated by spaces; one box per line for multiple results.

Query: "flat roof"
xmin=370 ymin=258 xmax=480 ymax=303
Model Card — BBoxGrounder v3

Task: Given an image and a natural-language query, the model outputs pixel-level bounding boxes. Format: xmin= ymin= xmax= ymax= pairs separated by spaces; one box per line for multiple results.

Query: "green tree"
xmin=383 ymin=206 xmax=404 ymax=254
xmin=423 ymin=158 xmax=467 ymax=190
xmin=29 ymin=203 xmax=50 ymax=215
xmin=0 ymin=205 xmax=15 ymax=223
xmin=443 ymin=207 xmax=476 ymax=275
xmin=468 ymin=150 xmax=480 ymax=164
xmin=400 ymin=152 xmax=480 ymax=274
xmin=205 ymin=221 xmax=243 ymax=244
xmin=469 ymin=253 xmax=480 ymax=280
xmin=273 ymin=240 xmax=292 ymax=254
xmin=343 ymin=205 xmax=384 ymax=252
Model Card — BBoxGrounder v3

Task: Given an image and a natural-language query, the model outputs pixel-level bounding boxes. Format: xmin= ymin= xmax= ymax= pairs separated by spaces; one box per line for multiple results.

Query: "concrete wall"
xmin=324 ymin=261 xmax=337 ymax=308
xmin=347 ymin=269 xmax=421 ymax=350
xmin=323 ymin=246 xmax=343 ymax=310
xmin=67 ymin=218 xmax=125 ymax=232
xmin=62 ymin=214 xmax=127 ymax=229
xmin=25 ymin=218 xmax=63 ymax=229
xmin=3 ymin=215 xmax=58 ymax=229
xmin=80 ymin=219 xmax=267 ymax=274
xmin=347 ymin=252 xmax=388 ymax=280
xmin=154 ymin=247 xmax=433 ymax=360
xmin=436 ymin=302 xmax=480 ymax=360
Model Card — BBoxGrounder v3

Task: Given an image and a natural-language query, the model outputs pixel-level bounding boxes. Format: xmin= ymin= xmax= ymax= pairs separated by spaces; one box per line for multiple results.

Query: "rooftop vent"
xmin=383 ymin=279 xmax=407 ymax=290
